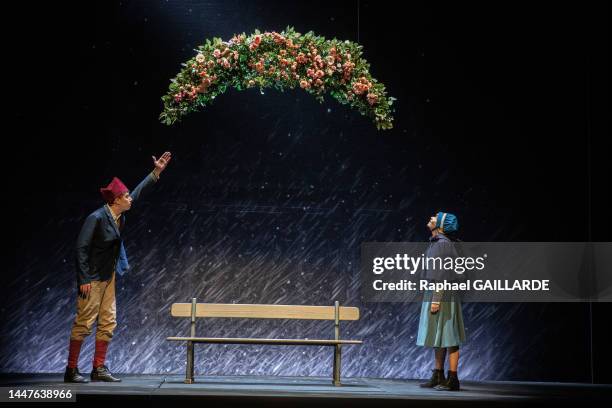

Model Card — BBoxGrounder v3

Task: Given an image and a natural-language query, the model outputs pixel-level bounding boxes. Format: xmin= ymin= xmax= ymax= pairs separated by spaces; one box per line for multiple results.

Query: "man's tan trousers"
xmin=69 ymin=272 xmax=116 ymax=342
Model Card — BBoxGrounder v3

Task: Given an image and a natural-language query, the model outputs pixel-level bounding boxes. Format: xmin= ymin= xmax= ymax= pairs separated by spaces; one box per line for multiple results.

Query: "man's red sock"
xmin=93 ymin=340 xmax=109 ymax=368
xmin=67 ymin=339 xmax=83 ymax=369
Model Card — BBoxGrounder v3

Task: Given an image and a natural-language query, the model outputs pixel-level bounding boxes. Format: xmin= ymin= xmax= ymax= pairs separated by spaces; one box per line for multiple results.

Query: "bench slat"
xmin=170 ymin=303 xmax=360 ymax=320
xmin=166 ymin=336 xmax=363 ymax=345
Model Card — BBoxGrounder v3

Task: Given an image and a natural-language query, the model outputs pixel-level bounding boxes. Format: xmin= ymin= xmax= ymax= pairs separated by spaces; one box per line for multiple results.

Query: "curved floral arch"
xmin=160 ymin=27 xmax=395 ymax=130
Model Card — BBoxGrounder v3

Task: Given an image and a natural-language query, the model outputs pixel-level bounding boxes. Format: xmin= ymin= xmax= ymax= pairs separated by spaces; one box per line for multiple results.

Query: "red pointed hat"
xmin=100 ymin=177 xmax=128 ymax=204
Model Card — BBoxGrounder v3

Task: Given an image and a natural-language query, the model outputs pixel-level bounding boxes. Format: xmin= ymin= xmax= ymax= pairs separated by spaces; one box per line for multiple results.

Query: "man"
xmin=64 ymin=152 xmax=172 ymax=383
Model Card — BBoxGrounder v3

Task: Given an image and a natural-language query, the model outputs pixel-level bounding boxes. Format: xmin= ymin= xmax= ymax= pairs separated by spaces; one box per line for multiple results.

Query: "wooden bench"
xmin=167 ymin=299 xmax=362 ymax=385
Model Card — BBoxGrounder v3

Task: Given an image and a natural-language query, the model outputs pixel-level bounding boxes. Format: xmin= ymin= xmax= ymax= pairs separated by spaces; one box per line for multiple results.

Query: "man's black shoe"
xmin=64 ymin=366 xmax=89 ymax=383
xmin=91 ymin=365 xmax=121 ymax=382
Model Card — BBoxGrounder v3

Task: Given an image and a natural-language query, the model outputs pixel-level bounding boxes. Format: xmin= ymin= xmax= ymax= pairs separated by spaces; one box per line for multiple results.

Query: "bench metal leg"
xmin=332 ymin=344 xmax=342 ymax=386
xmin=185 ymin=341 xmax=195 ymax=384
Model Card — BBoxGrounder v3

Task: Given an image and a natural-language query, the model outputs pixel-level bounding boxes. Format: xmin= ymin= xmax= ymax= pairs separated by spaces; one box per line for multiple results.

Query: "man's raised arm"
xmin=130 ymin=151 xmax=172 ymax=203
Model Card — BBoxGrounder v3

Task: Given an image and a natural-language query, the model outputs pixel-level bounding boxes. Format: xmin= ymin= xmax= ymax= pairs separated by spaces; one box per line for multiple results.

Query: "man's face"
xmin=427 ymin=215 xmax=437 ymax=231
xmin=113 ymin=192 xmax=132 ymax=212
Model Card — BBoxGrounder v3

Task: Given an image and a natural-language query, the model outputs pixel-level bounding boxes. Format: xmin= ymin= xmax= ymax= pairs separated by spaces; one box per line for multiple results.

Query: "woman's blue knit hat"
xmin=436 ymin=211 xmax=459 ymax=234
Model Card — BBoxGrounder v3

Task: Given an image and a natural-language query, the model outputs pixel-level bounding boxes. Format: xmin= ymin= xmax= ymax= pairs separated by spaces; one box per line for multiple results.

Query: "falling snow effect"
xmin=3 ymin=103 xmax=585 ymax=381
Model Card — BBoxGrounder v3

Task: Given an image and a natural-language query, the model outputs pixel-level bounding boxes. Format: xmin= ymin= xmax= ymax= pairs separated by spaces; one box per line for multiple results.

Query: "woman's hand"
xmin=430 ymin=302 xmax=440 ymax=314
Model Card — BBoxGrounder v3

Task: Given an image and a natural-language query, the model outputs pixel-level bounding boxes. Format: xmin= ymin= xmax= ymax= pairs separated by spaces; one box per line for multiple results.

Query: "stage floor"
xmin=1 ymin=373 xmax=610 ymax=406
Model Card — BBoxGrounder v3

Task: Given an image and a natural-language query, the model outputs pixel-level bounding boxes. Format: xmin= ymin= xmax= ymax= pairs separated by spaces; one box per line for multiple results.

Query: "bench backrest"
xmin=171 ymin=302 xmax=360 ymax=321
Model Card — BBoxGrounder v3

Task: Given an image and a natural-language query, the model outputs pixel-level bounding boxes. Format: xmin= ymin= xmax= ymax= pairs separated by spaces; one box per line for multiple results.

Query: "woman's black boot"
xmin=434 ymin=370 xmax=460 ymax=391
xmin=419 ymin=369 xmax=445 ymax=388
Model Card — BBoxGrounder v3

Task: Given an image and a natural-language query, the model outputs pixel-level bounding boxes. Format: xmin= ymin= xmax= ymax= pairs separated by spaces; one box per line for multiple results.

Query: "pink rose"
xmin=352 ymin=83 xmax=365 ymax=95
xmin=367 ymin=93 xmax=379 ymax=105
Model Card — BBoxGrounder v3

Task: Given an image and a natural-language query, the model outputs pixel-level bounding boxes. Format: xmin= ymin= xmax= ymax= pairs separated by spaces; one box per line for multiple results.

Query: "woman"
xmin=416 ymin=211 xmax=465 ymax=391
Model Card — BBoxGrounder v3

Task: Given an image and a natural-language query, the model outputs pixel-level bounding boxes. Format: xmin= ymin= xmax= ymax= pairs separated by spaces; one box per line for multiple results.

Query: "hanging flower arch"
xmin=160 ymin=27 xmax=395 ymax=130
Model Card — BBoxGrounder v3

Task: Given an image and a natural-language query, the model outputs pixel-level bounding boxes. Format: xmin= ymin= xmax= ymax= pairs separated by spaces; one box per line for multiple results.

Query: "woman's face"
xmin=427 ymin=215 xmax=437 ymax=230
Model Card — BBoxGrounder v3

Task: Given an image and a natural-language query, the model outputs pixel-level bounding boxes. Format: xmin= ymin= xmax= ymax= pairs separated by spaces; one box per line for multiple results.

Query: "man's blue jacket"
xmin=75 ymin=173 xmax=157 ymax=285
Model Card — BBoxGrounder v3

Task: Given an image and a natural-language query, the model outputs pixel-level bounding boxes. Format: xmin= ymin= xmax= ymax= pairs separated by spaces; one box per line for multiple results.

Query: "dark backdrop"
xmin=4 ymin=1 xmax=609 ymax=383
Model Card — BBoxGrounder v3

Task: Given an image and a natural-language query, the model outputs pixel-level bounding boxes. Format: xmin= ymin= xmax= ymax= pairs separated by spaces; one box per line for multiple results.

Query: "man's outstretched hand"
xmin=152 ymin=151 xmax=172 ymax=177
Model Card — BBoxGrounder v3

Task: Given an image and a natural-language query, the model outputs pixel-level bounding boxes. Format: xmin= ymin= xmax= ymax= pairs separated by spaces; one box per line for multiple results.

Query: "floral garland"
xmin=160 ymin=27 xmax=395 ymax=130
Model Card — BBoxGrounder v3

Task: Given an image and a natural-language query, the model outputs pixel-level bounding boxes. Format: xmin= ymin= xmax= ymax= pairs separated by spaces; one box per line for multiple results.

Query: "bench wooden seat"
xmin=167 ymin=337 xmax=363 ymax=345
xmin=167 ymin=299 xmax=363 ymax=385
